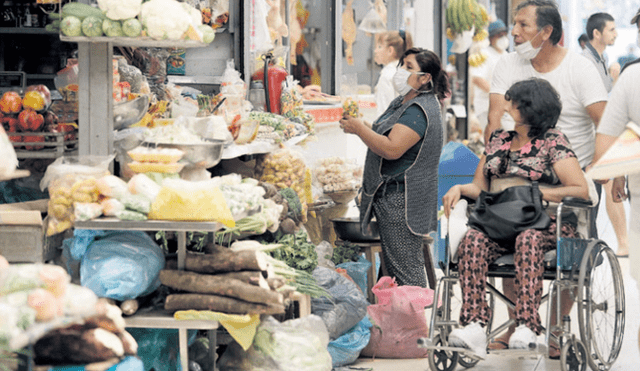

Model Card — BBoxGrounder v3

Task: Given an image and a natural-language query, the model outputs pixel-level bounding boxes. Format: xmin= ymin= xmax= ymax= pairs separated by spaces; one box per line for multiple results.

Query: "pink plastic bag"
xmin=360 ymin=277 xmax=434 ymax=359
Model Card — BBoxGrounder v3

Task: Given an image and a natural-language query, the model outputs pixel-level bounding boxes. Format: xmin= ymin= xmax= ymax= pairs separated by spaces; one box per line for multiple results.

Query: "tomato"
xmin=23 ymin=135 xmax=45 ymax=150
xmin=0 ymin=91 xmax=22 ymax=114
xmin=18 ymin=108 xmax=44 ymax=132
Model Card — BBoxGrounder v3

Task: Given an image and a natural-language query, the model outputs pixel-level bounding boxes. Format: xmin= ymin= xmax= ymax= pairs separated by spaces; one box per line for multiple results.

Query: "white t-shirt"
xmin=375 ymin=61 xmax=399 ymax=117
xmin=491 ymin=50 xmax=608 ymax=167
xmin=596 ymin=62 xmax=640 ymax=285
xmin=470 ymin=46 xmax=505 ymax=127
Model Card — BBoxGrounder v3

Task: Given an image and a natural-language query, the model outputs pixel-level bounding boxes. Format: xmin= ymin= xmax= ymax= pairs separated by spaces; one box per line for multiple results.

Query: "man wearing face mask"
xmin=620 ymin=7 xmax=640 ymax=74
xmin=339 ymin=48 xmax=450 ymax=287
xmin=470 ymin=19 xmax=510 ymax=133
xmin=483 ymin=0 xmax=608 ymax=355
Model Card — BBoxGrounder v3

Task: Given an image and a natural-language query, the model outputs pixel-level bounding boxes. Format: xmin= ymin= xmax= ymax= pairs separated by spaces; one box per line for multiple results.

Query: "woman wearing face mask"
xmin=470 ymin=19 xmax=509 ymax=133
xmin=373 ymin=30 xmax=413 ymax=117
xmin=339 ymin=48 xmax=450 ymax=287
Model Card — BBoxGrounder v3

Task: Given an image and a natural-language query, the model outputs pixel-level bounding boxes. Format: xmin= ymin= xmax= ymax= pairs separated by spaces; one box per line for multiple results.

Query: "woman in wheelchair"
xmin=441 ymin=78 xmax=589 ymax=359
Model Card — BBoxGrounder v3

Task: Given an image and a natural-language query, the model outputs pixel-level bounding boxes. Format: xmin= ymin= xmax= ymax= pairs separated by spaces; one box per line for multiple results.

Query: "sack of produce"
xmin=327 ymin=316 xmax=372 ymax=367
xmin=0 ymin=123 xmax=18 ymax=178
xmin=148 ymin=179 xmax=235 ymax=226
xmin=360 ymin=276 xmax=434 ymax=358
xmin=310 ymin=266 xmax=368 ymax=340
xmin=40 ymin=155 xmax=114 ymax=235
xmin=217 ymin=315 xmax=332 ymax=371
xmin=313 ymin=156 xmax=362 ymax=193
xmin=80 ymin=231 xmax=165 ymax=301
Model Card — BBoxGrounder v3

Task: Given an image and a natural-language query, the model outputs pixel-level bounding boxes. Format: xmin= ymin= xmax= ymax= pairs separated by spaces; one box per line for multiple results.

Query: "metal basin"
xmin=114 ymin=95 xmax=150 ymax=130
xmin=331 ymin=217 xmax=380 ymax=242
xmin=143 ymin=139 xmax=225 ymax=168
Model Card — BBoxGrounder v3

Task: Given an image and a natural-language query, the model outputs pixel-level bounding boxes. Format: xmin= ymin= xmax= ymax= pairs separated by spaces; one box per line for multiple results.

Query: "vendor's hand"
xmin=339 ymin=114 xmax=364 ymax=135
xmin=612 ymin=176 xmax=628 ymax=202
xmin=442 ymin=185 xmax=461 ymax=219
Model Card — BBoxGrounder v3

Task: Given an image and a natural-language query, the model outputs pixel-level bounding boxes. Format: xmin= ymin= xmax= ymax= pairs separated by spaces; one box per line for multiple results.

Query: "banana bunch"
xmin=468 ymin=51 xmax=488 ymax=67
xmin=446 ymin=0 xmax=490 ymax=36
xmin=473 ymin=28 xmax=489 ymax=42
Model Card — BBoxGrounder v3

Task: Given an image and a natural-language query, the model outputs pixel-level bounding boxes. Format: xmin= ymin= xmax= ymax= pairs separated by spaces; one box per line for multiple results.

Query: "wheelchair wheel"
xmin=577 ymin=241 xmax=625 ymax=371
xmin=428 ymin=333 xmax=459 ymax=371
xmin=560 ymin=339 xmax=588 ymax=371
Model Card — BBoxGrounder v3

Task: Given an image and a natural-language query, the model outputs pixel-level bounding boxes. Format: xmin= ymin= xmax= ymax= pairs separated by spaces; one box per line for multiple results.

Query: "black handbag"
xmin=467 ymin=181 xmax=551 ymax=244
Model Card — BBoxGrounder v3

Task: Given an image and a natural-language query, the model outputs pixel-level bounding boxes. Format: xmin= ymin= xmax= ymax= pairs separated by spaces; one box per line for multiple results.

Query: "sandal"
xmin=549 ymin=343 xmax=560 ymax=360
xmin=487 ymin=339 xmax=509 ymax=350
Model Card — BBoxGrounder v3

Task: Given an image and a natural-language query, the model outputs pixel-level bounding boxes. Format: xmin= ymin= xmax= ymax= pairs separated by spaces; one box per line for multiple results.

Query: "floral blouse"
xmin=484 ymin=128 xmax=577 ymax=185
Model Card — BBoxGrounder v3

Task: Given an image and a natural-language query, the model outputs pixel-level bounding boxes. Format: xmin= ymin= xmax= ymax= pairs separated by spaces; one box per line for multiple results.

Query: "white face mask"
xmin=515 ymin=32 xmax=543 ymax=60
xmin=496 ymin=36 xmax=510 ymax=51
xmin=392 ymin=67 xmax=425 ymax=95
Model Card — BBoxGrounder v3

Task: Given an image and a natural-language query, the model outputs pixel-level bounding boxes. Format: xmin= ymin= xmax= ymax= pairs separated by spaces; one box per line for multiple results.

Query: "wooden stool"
xmin=335 ymin=239 xmax=382 ymax=304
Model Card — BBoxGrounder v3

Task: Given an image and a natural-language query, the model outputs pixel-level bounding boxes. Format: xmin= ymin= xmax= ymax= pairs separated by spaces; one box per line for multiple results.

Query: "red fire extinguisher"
xmin=251 ymin=53 xmax=288 ymax=114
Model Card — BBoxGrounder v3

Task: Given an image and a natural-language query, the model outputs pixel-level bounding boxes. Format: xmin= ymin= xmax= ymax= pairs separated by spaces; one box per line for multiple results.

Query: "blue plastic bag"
xmin=327 ymin=316 xmax=372 ymax=367
xmin=45 ymin=356 xmax=145 ymax=371
xmin=127 ymin=328 xmax=197 ymax=371
xmin=336 ymin=255 xmax=371 ymax=295
xmin=80 ymin=231 xmax=165 ymax=301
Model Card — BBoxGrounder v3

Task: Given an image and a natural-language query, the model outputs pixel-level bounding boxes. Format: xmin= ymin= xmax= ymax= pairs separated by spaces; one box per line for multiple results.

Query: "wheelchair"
xmin=419 ymin=197 xmax=625 ymax=371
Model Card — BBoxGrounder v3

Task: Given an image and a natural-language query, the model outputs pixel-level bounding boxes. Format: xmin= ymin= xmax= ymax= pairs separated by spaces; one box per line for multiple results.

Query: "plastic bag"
xmin=360 ymin=276 xmax=434 ymax=358
xmin=0 ymin=124 xmax=18 ymax=178
xmin=178 ymin=115 xmax=234 ymax=143
xmin=336 ymin=255 xmax=371 ymax=296
xmin=313 ymin=157 xmax=362 ymax=193
xmin=217 ymin=315 xmax=332 ymax=371
xmin=127 ymin=328 xmax=196 ymax=371
xmin=316 ymin=241 xmax=335 ymax=269
xmin=328 ymin=316 xmax=372 ymax=367
xmin=310 ymin=266 xmax=368 ymax=340
xmin=251 ymin=0 xmax=274 ymax=54
xmin=80 ymin=231 xmax=165 ymax=301
xmin=220 ymin=59 xmax=246 ymax=97
xmin=148 ymin=182 xmax=235 ymax=226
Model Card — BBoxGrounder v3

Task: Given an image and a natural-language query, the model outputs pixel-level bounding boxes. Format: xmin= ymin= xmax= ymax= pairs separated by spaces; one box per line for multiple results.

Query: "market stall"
xmin=0 ymin=0 xmax=448 ymax=369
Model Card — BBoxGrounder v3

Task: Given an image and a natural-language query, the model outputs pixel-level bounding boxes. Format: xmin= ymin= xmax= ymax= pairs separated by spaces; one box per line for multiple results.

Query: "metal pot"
xmin=331 ymin=217 xmax=379 ymax=242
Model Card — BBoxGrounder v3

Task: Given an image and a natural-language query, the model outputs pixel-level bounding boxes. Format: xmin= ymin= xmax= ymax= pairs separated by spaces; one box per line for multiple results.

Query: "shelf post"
xmin=78 ymin=42 xmax=113 ymax=156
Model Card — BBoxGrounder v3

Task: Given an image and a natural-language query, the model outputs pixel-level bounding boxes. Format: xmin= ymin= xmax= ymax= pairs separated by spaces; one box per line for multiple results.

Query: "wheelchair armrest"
xmin=561 ymin=197 xmax=592 ymax=209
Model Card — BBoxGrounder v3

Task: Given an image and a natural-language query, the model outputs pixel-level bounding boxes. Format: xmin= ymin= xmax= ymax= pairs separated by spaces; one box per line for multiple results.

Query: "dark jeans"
xmin=590 ymin=181 xmax=602 ymax=239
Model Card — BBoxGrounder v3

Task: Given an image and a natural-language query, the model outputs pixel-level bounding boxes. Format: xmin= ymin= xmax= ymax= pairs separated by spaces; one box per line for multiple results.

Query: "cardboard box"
xmin=0 ymin=210 xmax=59 ymax=263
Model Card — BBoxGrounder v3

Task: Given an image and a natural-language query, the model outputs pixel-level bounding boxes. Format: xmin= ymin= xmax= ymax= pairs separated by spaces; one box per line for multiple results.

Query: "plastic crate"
xmin=8 ymin=131 xmax=78 ymax=159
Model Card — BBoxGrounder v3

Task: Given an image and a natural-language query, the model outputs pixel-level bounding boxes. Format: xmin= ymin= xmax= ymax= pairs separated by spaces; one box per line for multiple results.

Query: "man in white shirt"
xmin=483 ymin=0 xmax=608 ymax=354
xmin=470 ymin=19 xmax=509 ymax=132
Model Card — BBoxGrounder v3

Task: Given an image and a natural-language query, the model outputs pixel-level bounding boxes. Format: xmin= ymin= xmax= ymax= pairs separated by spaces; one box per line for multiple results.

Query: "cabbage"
xmin=198 ymin=24 xmax=215 ymax=44
xmin=122 ymin=18 xmax=142 ymax=37
xmin=60 ymin=16 xmax=82 ymax=37
xmin=102 ymin=19 xmax=124 ymax=37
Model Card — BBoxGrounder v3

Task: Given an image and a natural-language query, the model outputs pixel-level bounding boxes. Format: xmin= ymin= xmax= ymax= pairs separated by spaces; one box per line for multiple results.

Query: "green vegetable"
xmin=62 ymin=2 xmax=106 ymax=20
xmin=267 ymin=257 xmax=329 ymax=299
xmin=268 ymin=229 xmax=318 ymax=274
xmin=214 ymin=213 xmax=268 ymax=244
xmin=121 ymin=194 xmax=151 ymax=214
xmin=279 ymin=188 xmax=302 ymax=222
xmin=102 ymin=19 xmax=123 ymax=37
xmin=60 ymin=16 xmax=83 ymax=36
xmin=116 ymin=210 xmax=147 ymax=221
xmin=331 ymin=241 xmax=361 ymax=265
xmin=82 ymin=16 xmax=104 ymax=37
xmin=122 ymin=18 xmax=142 ymax=37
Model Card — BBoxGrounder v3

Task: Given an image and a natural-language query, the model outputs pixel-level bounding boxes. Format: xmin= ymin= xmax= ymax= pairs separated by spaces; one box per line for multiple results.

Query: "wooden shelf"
xmin=0 ymin=27 xmax=58 ymax=35
xmin=60 ymin=35 xmax=209 ymax=48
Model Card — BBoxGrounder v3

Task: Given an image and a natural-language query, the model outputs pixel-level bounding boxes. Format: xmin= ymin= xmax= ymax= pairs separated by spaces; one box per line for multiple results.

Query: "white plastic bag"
xmin=0 ymin=125 xmax=18 ymax=178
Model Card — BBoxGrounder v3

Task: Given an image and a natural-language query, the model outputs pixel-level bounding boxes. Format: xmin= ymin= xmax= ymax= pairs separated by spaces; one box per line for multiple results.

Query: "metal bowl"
xmin=143 ymin=139 xmax=225 ymax=168
xmin=114 ymin=95 xmax=150 ymax=130
xmin=324 ymin=189 xmax=358 ymax=204
xmin=331 ymin=217 xmax=380 ymax=242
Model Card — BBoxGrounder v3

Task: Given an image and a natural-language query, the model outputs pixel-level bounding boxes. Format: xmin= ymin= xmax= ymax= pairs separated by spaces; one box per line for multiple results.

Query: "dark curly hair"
xmin=504 ymin=78 xmax=562 ymax=138
xmin=399 ymin=47 xmax=450 ymax=101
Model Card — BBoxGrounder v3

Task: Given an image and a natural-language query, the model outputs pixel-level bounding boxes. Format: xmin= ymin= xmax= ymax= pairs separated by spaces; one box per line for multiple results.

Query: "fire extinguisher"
xmin=251 ymin=53 xmax=288 ymax=114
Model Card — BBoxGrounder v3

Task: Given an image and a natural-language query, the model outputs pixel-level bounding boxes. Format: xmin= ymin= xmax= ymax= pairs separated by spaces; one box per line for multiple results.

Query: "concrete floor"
xmin=345 ymin=198 xmax=639 ymax=371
